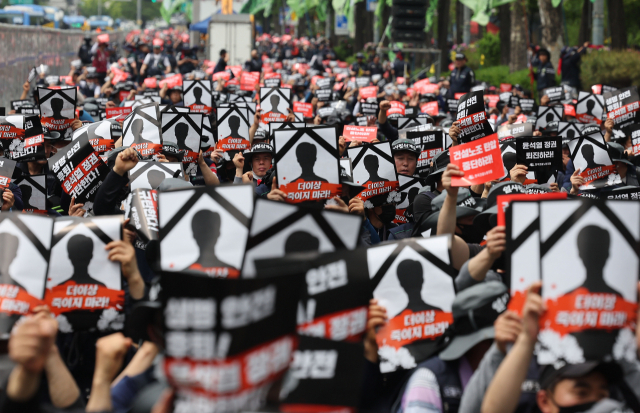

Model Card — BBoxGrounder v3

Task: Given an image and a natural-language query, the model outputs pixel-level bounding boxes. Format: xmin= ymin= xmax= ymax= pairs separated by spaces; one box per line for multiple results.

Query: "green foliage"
xmin=470 ymin=65 xmax=534 ymax=91
xmin=580 ymin=50 xmax=640 ymax=90
xmin=333 ymin=37 xmax=355 ymax=61
xmin=79 ymin=0 xmax=162 ymax=21
xmin=476 ymin=32 xmax=501 ymax=67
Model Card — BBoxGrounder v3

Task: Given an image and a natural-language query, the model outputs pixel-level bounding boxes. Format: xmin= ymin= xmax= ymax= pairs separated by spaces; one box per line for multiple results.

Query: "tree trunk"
xmin=438 ymin=0 xmax=451 ymax=72
xmin=608 ymin=0 xmax=626 ymax=49
xmin=537 ymin=0 xmax=563 ymax=65
xmin=271 ymin=0 xmax=282 ymax=35
xmin=366 ymin=8 xmax=374 ymax=45
xmin=298 ymin=13 xmax=307 ymax=38
xmin=456 ymin=1 xmax=464 ymax=44
xmin=578 ymin=0 xmax=591 ymax=45
xmin=509 ymin=0 xmax=528 ymax=72
xmin=382 ymin=2 xmax=391 ymax=46
xmin=499 ymin=3 xmax=511 ymax=65
xmin=354 ymin=0 xmax=367 ymax=52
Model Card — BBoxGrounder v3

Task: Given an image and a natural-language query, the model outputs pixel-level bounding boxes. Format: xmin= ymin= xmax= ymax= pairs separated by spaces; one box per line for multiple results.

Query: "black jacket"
xmin=449 ymin=65 xmax=475 ymax=95
xmin=534 ymin=60 xmax=556 ymax=91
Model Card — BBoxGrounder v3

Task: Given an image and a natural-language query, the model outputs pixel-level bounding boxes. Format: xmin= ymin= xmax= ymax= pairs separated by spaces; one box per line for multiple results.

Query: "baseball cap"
xmin=439 ymin=281 xmax=509 ymax=360
xmin=607 ymin=142 xmax=634 ymax=167
xmin=244 ymin=142 xmax=274 ymax=159
xmin=157 ymin=178 xmax=192 ymax=191
xmin=391 ymin=139 xmax=420 ymax=156
xmin=538 ymin=361 xmax=622 ymax=390
xmin=421 ymin=188 xmax=485 ymax=230
xmin=455 ymin=53 xmax=466 ymax=60
xmin=425 ymin=150 xmax=450 ymax=185
xmin=473 ymin=181 xmax=527 ymax=233
xmin=161 ymin=142 xmax=185 ymax=162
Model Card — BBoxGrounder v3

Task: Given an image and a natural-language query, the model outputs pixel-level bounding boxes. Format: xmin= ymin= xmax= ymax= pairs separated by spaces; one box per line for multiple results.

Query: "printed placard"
xmin=268 ymin=122 xmax=306 ymax=139
xmin=183 ymin=80 xmax=213 ymax=114
xmin=216 ymin=106 xmax=251 ymax=158
xmin=201 ymin=115 xmax=216 ymax=157
xmin=360 ymin=86 xmax=378 ymax=99
xmin=0 ymin=115 xmax=45 ymax=162
xmin=592 ymin=85 xmax=617 ymax=95
xmin=242 ymin=198 xmax=362 ymax=278
xmin=280 ymin=335 xmax=366 ymax=410
xmin=406 ymin=129 xmax=444 ymax=177
xmin=161 ymin=112 xmax=203 ymax=176
xmin=14 ymin=175 xmax=47 ymax=214
xmin=105 ymin=107 xmax=132 ymax=119
xmin=519 ymin=98 xmax=535 ymax=113
xmin=516 ymin=136 xmax=562 ymax=171
xmin=387 ymin=101 xmax=405 ymax=118
xmin=455 ymin=91 xmax=493 ymax=143
xmin=123 ymin=188 xmax=158 ymax=249
xmin=343 ymin=125 xmax=378 ymax=143
xmin=568 ymin=129 xmax=620 ymax=190
xmin=450 ymin=134 xmax=503 ymax=186
xmin=361 ymin=102 xmax=379 ymax=116
xmin=604 ymin=86 xmax=640 ymax=128
xmin=398 ymin=117 xmax=428 ymax=130
xmin=264 ymin=76 xmax=282 ymax=88
xmin=293 ymin=102 xmax=313 ymax=118
xmin=158 ymin=185 xmax=254 ymax=278
xmin=535 ymin=106 xmax=564 ymax=130
xmin=420 ymin=101 xmax=439 ymax=116
xmin=72 ymin=120 xmax=115 ymax=155
xmin=316 ymin=89 xmax=332 ymax=102
xmin=240 ymin=71 xmax=260 ymax=92
xmin=128 ymin=161 xmax=185 ymax=191
xmin=0 ymin=213 xmax=52 ymax=335
xmin=0 ymin=157 xmax=16 ymax=189
xmin=394 ymin=175 xmax=427 ymax=224
xmin=370 ymin=236 xmax=456 ymax=373
xmin=576 ymin=92 xmax=604 ymax=125
xmin=537 ymin=199 xmax=639 ymax=365
xmin=497 ymin=123 xmax=533 ymax=142
xmin=603 ymin=186 xmax=640 ymax=200
xmin=558 ymin=122 xmax=582 ymax=145
xmin=260 ymin=87 xmax=292 ymax=126
xmin=626 ymin=124 xmax=640 ymax=155
xmin=48 ymin=134 xmax=109 ymax=203
xmin=161 ymin=271 xmax=302 ymax=412
xmin=38 ymin=87 xmax=76 ymax=133
xmin=122 ymin=103 xmax=163 ymax=158
xmin=45 ymin=216 xmax=124 ymax=333
xmin=543 ymin=86 xmax=565 ymax=103
xmin=348 ymin=142 xmax=399 ymax=208
xmin=11 ymin=100 xmax=32 ymax=111
xmin=274 ymin=126 xmax=341 ymax=203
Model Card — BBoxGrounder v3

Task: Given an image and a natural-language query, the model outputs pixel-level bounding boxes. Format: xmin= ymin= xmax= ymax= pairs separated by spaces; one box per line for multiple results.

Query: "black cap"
xmin=473 ymin=181 xmax=527 ymax=233
xmin=607 ymin=142 xmax=634 ymax=167
xmin=581 ymin=125 xmax=601 ymax=136
xmin=161 ymin=142 xmax=185 ymax=162
xmin=391 ymin=139 xmax=420 ymax=155
xmin=422 ymin=188 xmax=485 ymax=230
xmin=356 ymin=52 xmax=364 ymax=59
xmin=455 ymin=53 xmax=466 ymax=60
xmin=425 ymin=150 xmax=450 ymax=184
xmin=538 ymin=361 xmax=622 ymax=390
xmin=245 ymin=142 xmax=274 ymax=159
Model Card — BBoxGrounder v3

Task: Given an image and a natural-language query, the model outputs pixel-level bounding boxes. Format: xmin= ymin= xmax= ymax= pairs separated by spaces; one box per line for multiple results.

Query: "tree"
xmin=608 ymin=0 xmax=627 ymax=49
xmin=498 ymin=3 xmax=511 ymax=65
xmin=578 ymin=0 xmax=591 ymax=45
xmin=353 ymin=0 xmax=367 ymax=52
xmin=537 ymin=0 xmax=563 ymax=64
xmin=438 ymin=0 xmax=452 ymax=72
xmin=509 ymin=0 xmax=527 ymax=72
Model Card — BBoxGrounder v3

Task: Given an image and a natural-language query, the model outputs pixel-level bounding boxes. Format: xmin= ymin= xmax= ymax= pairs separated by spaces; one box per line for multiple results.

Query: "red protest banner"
xmin=212 ymin=71 xmax=230 ymax=81
xmin=450 ymin=133 xmax=504 ymax=186
xmin=293 ymin=102 xmax=313 ymax=118
xmin=415 ymin=83 xmax=440 ymax=95
xmin=106 ymin=107 xmax=132 ymax=119
xmin=564 ymin=104 xmax=576 ymax=117
xmin=343 ymin=125 xmax=378 ymax=143
xmin=159 ymin=74 xmax=183 ymax=89
xmin=500 ymin=83 xmax=513 ymax=92
xmin=486 ymin=95 xmax=500 ymax=108
xmin=420 ymin=101 xmax=439 ymax=116
xmin=387 ymin=101 xmax=405 ymax=116
xmin=360 ymin=86 xmax=378 ymax=99
xmin=240 ymin=71 xmax=261 ymax=91
xmin=454 ymin=93 xmax=465 ymax=99
xmin=143 ymin=77 xmax=158 ymax=89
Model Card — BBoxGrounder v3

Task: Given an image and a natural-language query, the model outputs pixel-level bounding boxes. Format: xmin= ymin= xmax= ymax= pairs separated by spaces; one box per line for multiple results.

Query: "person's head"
xmin=131 ymin=119 xmax=144 ymax=137
xmin=169 ymin=89 xmax=182 ymax=104
xmin=577 ymin=225 xmax=609 ymax=273
xmin=252 ymin=153 xmax=272 ymax=176
xmin=228 ymin=115 xmax=240 ymax=132
xmin=139 ymin=43 xmax=149 ymax=54
xmin=356 ymin=52 xmax=364 ymax=62
xmin=147 ymin=169 xmax=165 ymax=189
xmin=539 ymin=49 xmax=550 ymax=63
xmin=284 ymin=231 xmax=320 ymax=254
xmin=0 ymin=232 xmax=19 ymax=275
xmin=67 ymin=234 xmax=93 ymax=270
xmin=153 ymin=45 xmax=162 ymax=54
xmin=455 ymin=53 xmax=467 ymax=69
xmin=220 ymin=49 xmax=228 ymax=60
xmin=295 ymin=142 xmax=317 ymax=166
xmin=363 ymin=154 xmax=380 ymax=174
xmin=251 ymin=49 xmax=258 ymax=59
xmin=581 ymin=144 xmax=595 ymax=162
xmin=50 ymin=98 xmax=63 ymax=114
xmin=394 ymin=151 xmax=418 ymax=176
xmin=84 ymin=35 xmax=92 ymax=44
xmin=191 ymin=210 xmax=221 ymax=247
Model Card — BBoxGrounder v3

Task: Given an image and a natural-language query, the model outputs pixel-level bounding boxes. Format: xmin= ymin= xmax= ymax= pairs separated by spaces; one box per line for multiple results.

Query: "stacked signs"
xmin=371 ymin=236 xmax=456 ymax=373
xmin=567 ymin=129 xmax=620 ymax=190
xmin=72 ymin=120 xmax=116 ymax=155
xmin=508 ymin=199 xmax=639 ymax=365
xmin=48 ymin=134 xmax=109 ymax=203
xmin=348 ymin=142 xmax=399 ymax=208
xmin=406 ymin=128 xmax=445 ymax=177
xmin=0 ymin=115 xmax=45 ymax=161
xmin=260 ymin=87 xmax=291 ymax=128
xmin=122 ymin=103 xmax=163 ymax=158
xmin=627 ymin=124 xmax=640 ymax=155
xmin=183 ymin=80 xmax=213 ymax=114
xmin=604 ymin=86 xmax=640 ymax=128
xmin=455 ymin=91 xmax=493 ymax=143
xmin=128 ymin=161 xmax=185 ymax=190
xmin=161 ymin=112 xmax=203 ymax=176
xmin=38 ymin=87 xmax=76 ymax=138
xmin=123 ymin=189 xmax=158 ymax=250
xmin=274 ymin=127 xmax=341 ymax=203
xmin=158 ymin=185 xmax=254 ymax=278
xmin=216 ymin=105 xmax=251 ymax=159
xmin=161 ymin=271 xmax=302 ymax=411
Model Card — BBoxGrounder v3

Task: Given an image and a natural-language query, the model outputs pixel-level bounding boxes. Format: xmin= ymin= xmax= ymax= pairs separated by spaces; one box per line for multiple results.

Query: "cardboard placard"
xmin=386 ymin=101 xmax=405 ymax=118
xmin=450 ymin=134 xmax=504 ymax=186
xmin=397 ymin=117 xmax=428 ymax=130
xmin=48 ymin=135 xmax=108 ymax=203
xmin=602 ymin=186 xmax=640 ymax=200
xmin=37 ymin=87 xmax=76 ymax=133
xmin=242 ymin=198 xmax=362 ymax=278
xmin=406 ymin=129 xmax=444 ymax=177
xmin=348 ymin=141 xmax=399 ymax=208
xmin=158 ymin=185 xmax=254 ymax=278
xmin=361 ymin=101 xmax=379 ymax=116
xmin=497 ymin=123 xmax=533 ymax=142
xmin=161 ymin=112 xmax=203 ymax=176
xmin=239 ymin=71 xmax=260 ymax=92
xmin=537 ymin=199 xmax=639 ymax=365
xmin=343 ymin=125 xmax=378 ymax=143
xmin=535 ymin=106 xmax=564 ymax=130
xmin=316 ymin=89 xmax=332 ymax=102
xmin=260 ymin=87 xmax=292 ymax=126
xmin=216 ymin=106 xmax=251 ymax=158
xmin=0 ymin=114 xmax=45 ymax=162
xmin=604 ymin=86 xmax=640 ymax=129
xmin=128 ymin=161 xmax=185 ymax=191
xmin=183 ymin=80 xmax=213 ymax=114
xmin=360 ymin=86 xmax=378 ymax=100
xmin=420 ymin=101 xmax=439 ymax=116
xmin=519 ymin=98 xmax=535 ymax=113
xmin=293 ymin=102 xmax=313 ymax=118
xmin=105 ymin=107 xmax=132 ymax=119
xmin=268 ymin=122 xmax=306 ymax=139
xmin=592 ymin=85 xmax=617 ymax=95
xmin=264 ymin=76 xmax=282 ymax=88
xmin=455 ymin=91 xmax=494 ymax=143
xmin=576 ymin=92 xmax=604 ymax=125
xmin=558 ymin=121 xmax=582 ymax=145
xmin=45 ymin=216 xmax=124 ymax=333
xmin=371 ymin=236 xmax=456 ymax=373
xmin=72 ymin=120 xmax=115 ymax=155
xmin=122 ymin=103 xmax=163 ymax=159
xmin=516 ymin=136 xmax=562 ymax=171
xmin=542 ymin=86 xmax=565 ymax=103
xmin=0 ymin=157 xmax=16 ymax=189
xmin=568 ymin=130 xmax=620 ymax=190
xmin=273 ymin=126 xmax=341 ymax=203
xmin=201 ymin=115 xmax=216 ymax=157
xmin=123 ymin=188 xmax=158 ymax=249
xmin=14 ymin=175 xmax=47 ymax=214
xmin=394 ymin=175 xmax=427 ymax=224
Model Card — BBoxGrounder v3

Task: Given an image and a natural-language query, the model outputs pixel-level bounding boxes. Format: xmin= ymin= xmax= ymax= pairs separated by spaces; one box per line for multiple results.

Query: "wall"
xmin=0 ymin=24 xmax=124 ymax=109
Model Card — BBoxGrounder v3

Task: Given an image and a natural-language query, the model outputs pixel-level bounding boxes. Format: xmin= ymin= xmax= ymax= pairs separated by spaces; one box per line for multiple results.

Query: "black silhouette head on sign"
xmin=190 ymin=209 xmax=233 ymax=269
xmin=585 ymin=99 xmax=595 ymax=116
xmin=545 ymin=113 xmax=554 ymax=123
xmin=67 ymin=234 xmax=105 ymax=286
xmin=292 ymin=142 xmax=328 ymax=183
xmin=0 ymin=232 xmax=23 ymax=290
xmin=193 ymin=87 xmax=203 ymax=105
xmin=174 ymin=123 xmax=190 ymax=150
xmin=147 ymin=169 xmax=165 ymax=189
xmin=19 ymin=185 xmax=35 ymax=210
xmin=269 ymin=95 xmax=282 ymax=114
xmin=50 ymin=97 xmax=66 ymax=120
xmin=284 ymin=231 xmax=320 ymax=254
xmin=226 ymin=115 xmax=244 ymax=140
xmin=580 ymin=144 xmax=605 ymax=170
xmin=363 ymin=154 xmax=389 ymax=183
xmin=397 ymin=259 xmax=440 ymax=313
xmin=566 ymin=129 xmax=576 ymax=140
xmin=575 ymin=225 xmax=620 ymax=296
xmin=131 ymin=119 xmax=152 ymax=144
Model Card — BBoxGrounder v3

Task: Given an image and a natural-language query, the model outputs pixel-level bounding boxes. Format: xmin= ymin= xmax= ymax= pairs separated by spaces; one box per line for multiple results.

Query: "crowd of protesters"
xmin=1 ymin=26 xmax=640 ymax=413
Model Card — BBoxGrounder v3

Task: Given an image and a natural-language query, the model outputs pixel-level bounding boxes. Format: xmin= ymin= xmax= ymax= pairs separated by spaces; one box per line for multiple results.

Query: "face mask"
xmin=457 ymin=224 xmax=483 ymax=244
xmin=556 ymin=401 xmax=597 ymax=413
xmin=378 ymin=205 xmax=396 ymax=225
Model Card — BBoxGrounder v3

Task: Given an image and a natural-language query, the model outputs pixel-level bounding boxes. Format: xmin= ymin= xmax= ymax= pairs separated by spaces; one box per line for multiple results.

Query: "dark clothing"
xmin=78 ymin=43 xmax=93 ymax=65
xmin=93 ymin=169 xmax=129 ymax=216
xmin=177 ymin=50 xmax=197 ymax=74
xmin=350 ymin=61 xmax=367 ymax=75
xmin=369 ymin=62 xmax=384 ymax=76
xmin=561 ymin=47 xmax=586 ymax=89
xmin=246 ymin=57 xmax=262 ymax=73
xmin=7 ymin=182 xmax=23 ymax=211
xmin=393 ymin=59 xmax=407 ymax=79
xmin=449 ymin=65 xmax=475 ymax=95
xmin=533 ymin=60 xmax=556 ymax=91
xmin=379 ymin=120 xmax=399 ymax=142
xmin=213 ymin=57 xmax=227 ymax=74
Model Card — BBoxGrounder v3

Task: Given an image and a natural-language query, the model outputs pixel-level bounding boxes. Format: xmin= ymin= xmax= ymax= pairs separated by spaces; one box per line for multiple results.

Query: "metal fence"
xmin=0 ymin=24 xmax=124 ymax=109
